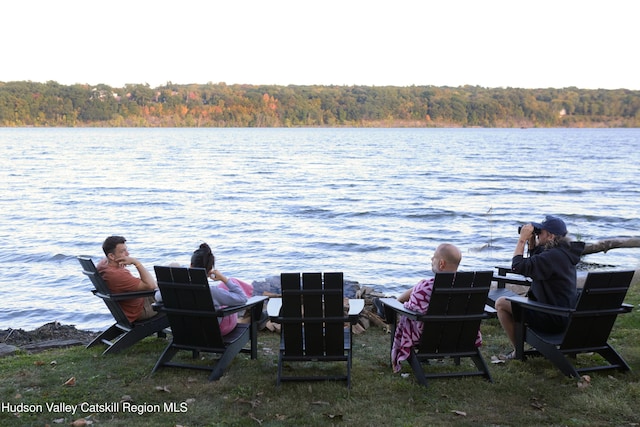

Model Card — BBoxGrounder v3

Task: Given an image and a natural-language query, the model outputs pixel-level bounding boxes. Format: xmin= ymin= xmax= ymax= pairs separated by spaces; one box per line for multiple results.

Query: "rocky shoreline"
xmin=0 ymin=322 xmax=98 ymax=357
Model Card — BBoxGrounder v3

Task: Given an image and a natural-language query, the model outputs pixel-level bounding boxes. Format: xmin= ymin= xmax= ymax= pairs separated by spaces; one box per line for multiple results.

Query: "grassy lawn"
xmin=2 ymin=281 xmax=639 ymax=427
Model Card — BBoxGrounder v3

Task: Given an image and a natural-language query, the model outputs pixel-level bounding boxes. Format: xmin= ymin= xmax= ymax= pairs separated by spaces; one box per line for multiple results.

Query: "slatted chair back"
xmin=152 ymin=265 xmax=267 ymax=381
xmin=417 ymin=271 xmax=493 ymax=355
xmin=78 ymin=256 xmax=132 ymax=328
xmin=154 ymin=266 xmax=225 ymax=350
xmin=281 ymin=272 xmax=345 ymax=358
xmin=560 ymin=270 xmax=635 ymax=351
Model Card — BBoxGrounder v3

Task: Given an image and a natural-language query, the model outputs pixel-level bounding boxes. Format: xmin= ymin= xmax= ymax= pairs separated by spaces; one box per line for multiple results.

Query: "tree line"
xmin=1 ymin=80 xmax=639 ymax=127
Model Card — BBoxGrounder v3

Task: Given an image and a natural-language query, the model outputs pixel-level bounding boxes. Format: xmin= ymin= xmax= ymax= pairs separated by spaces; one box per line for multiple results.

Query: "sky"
xmin=2 ymin=0 xmax=638 ymax=90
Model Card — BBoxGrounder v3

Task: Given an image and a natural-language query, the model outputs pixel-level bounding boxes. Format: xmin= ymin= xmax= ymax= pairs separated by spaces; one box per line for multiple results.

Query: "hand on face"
xmin=110 ymin=243 xmax=133 ymax=267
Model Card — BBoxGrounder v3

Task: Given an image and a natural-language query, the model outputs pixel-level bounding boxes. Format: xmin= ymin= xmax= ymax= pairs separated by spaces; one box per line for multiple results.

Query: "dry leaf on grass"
xmin=578 ymin=375 xmax=591 ymax=389
xmin=530 ymin=398 xmax=545 ymax=411
xmin=451 ymin=410 xmax=467 ymax=416
xmin=63 ymin=377 xmax=76 ymax=386
xmin=155 ymin=385 xmax=171 ymax=393
xmin=236 ymin=398 xmax=261 ymax=408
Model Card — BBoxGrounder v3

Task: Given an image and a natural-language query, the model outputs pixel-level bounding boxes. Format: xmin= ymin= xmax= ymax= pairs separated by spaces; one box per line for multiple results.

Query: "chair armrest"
xmin=157 ymin=296 xmax=268 ymax=318
xmin=347 ymin=299 xmax=365 ymax=323
xmin=220 ymin=296 xmax=268 ymax=316
xmin=267 ymin=297 xmax=364 ymax=323
xmin=622 ymin=303 xmax=634 ymax=313
xmin=493 ymin=267 xmax=532 ymax=289
xmin=267 ymin=298 xmax=282 ymax=320
xmin=379 ymin=298 xmax=421 ymax=321
xmin=93 ymin=289 xmax=157 ymax=301
xmin=507 ymin=295 xmax=574 ymax=318
xmin=348 ymin=299 xmax=365 ymax=316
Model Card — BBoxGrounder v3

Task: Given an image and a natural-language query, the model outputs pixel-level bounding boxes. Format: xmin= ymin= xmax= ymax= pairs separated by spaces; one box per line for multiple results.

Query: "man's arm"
xmin=118 ymin=256 xmax=157 ymax=290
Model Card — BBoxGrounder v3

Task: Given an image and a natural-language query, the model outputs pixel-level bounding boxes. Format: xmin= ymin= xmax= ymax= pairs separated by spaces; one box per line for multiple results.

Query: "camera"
xmin=518 ymin=225 xmax=541 ymax=235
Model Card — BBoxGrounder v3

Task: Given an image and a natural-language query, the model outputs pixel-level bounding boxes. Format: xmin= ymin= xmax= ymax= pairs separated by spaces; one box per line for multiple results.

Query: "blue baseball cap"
xmin=532 ymin=215 xmax=567 ymax=237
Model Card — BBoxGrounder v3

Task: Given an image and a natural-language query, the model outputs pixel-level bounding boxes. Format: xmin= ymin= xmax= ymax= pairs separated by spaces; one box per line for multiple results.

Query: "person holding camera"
xmin=495 ymin=215 xmax=585 ymax=360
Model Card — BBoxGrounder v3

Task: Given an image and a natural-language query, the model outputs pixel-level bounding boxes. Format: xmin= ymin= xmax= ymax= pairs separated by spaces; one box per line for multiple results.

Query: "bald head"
xmin=432 ymin=243 xmax=462 ymax=273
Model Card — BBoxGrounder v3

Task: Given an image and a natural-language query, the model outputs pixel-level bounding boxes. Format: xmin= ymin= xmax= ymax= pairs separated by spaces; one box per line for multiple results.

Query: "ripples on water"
xmin=0 ymin=128 xmax=638 ymax=330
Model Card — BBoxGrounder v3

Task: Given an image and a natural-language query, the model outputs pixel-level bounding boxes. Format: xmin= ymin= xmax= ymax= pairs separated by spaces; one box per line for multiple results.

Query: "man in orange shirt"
xmin=97 ymin=236 xmax=158 ymax=322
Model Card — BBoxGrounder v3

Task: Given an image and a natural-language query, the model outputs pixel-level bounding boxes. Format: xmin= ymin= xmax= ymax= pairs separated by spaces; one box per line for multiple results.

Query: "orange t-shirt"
xmin=97 ymin=258 xmax=143 ymax=322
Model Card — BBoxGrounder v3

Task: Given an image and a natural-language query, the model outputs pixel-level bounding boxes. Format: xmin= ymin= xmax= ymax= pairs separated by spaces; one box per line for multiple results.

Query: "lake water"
xmin=1 ymin=127 xmax=638 ymax=331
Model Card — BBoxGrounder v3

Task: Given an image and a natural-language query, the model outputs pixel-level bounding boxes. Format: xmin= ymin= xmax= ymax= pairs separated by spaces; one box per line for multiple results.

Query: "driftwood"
xmin=582 ymin=238 xmax=640 ymax=255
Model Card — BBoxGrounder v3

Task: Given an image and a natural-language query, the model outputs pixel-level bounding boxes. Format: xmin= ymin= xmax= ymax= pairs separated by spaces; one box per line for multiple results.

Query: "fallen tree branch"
xmin=582 ymin=238 xmax=640 ymax=255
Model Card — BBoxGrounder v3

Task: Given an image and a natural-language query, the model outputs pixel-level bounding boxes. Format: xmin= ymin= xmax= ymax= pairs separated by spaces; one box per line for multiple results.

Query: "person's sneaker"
xmin=498 ymin=350 xmax=517 ymax=361
xmin=372 ymin=297 xmax=386 ymax=320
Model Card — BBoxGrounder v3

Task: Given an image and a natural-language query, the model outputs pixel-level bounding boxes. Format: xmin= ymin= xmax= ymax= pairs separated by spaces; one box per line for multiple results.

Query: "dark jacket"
xmin=512 ymin=240 xmax=585 ymax=331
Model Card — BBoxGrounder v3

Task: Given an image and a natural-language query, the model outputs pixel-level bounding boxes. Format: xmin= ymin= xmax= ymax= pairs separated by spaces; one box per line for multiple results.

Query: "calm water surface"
xmin=0 ymin=127 xmax=638 ymax=331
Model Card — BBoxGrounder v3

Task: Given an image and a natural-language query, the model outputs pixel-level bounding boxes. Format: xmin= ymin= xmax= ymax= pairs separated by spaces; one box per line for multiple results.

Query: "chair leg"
xmin=152 ymin=344 xmax=180 ymax=373
xmin=471 ymin=350 xmax=493 ymax=382
xmin=408 ymin=351 xmax=429 ymax=387
xmin=248 ymin=303 xmax=263 ymax=360
xmin=347 ymin=349 xmax=352 ymax=389
xmin=208 ymin=334 xmax=250 ymax=381
xmin=277 ymin=351 xmax=284 ymax=387
xmin=86 ymin=324 xmax=123 ymax=349
xmin=103 ymin=332 xmax=144 ymax=355
xmin=527 ymin=331 xmax=579 ymax=377
xmin=597 ymin=345 xmax=631 ymax=372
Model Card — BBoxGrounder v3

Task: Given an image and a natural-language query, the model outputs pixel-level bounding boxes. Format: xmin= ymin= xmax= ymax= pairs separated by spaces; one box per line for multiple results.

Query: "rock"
xmin=0 ymin=343 xmax=18 ymax=357
xmin=0 ymin=322 xmax=98 ymax=357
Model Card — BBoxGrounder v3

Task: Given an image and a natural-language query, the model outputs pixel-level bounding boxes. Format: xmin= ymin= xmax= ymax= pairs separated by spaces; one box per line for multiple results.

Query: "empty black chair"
xmin=267 ymin=272 xmax=363 ymax=388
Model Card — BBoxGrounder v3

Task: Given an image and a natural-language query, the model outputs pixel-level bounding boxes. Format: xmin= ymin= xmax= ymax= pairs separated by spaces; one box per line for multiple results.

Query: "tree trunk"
xmin=582 ymin=238 xmax=640 ymax=255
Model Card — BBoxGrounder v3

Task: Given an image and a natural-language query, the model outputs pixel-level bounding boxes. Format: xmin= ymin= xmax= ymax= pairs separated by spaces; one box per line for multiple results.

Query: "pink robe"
xmin=391 ymin=278 xmax=482 ymax=372
xmin=217 ymin=279 xmax=254 ymax=335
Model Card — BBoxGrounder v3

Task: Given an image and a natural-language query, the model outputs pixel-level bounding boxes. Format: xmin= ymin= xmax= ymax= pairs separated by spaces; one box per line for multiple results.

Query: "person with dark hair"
xmin=157 ymin=243 xmax=253 ymax=335
xmin=495 ymin=215 xmax=585 ymax=360
xmin=97 ymin=236 xmax=158 ymax=322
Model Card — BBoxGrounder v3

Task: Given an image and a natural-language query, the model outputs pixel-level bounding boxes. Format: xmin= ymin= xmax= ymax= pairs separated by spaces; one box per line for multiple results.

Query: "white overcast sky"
xmin=2 ymin=0 xmax=637 ymax=89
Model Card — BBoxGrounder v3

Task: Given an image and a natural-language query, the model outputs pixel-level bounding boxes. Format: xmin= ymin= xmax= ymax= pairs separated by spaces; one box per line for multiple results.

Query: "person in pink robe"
xmin=391 ymin=243 xmax=481 ymax=373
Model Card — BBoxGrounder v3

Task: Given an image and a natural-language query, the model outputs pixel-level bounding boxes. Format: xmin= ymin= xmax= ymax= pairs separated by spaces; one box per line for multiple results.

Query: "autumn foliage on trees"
xmin=1 ymin=80 xmax=639 ymax=128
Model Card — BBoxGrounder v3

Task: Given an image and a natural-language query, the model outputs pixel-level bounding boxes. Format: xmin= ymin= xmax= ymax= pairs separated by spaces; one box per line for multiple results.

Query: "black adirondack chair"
xmin=487 ymin=266 xmax=532 ymax=309
xmin=508 ymin=270 xmax=635 ymax=377
xmin=151 ymin=266 xmax=267 ymax=381
xmin=267 ymin=272 xmax=364 ymax=388
xmin=380 ymin=271 xmax=494 ymax=387
xmin=77 ymin=256 xmax=169 ymax=355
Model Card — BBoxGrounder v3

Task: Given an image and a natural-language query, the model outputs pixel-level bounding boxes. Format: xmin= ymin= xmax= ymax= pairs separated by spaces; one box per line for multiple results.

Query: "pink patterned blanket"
xmin=391 ymin=278 xmax=482 ymax=373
